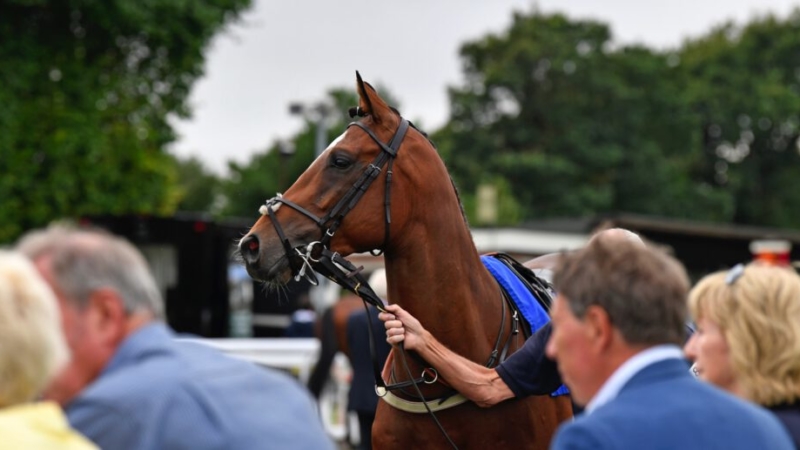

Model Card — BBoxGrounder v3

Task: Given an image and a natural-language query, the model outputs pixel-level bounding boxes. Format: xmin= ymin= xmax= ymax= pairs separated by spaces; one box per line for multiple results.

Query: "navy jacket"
xmin=551 ymin=358 xmax=794 ymax=450
xmin=771 ymin=403 xmax=800 ymax=449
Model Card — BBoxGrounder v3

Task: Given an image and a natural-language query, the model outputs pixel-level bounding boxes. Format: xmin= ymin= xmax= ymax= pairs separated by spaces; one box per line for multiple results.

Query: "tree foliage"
xmin=434 ymin=12 xmax=713 ymax=224
xmin=0 ymin=0 xmax=251 ymax=242
xmin=172 ymin=155 xmax=222 ymax=214
xmin=680 ymin=12 xmax=800 ymax=227
xmin=434 ymin=10 xmax=800 ymax=228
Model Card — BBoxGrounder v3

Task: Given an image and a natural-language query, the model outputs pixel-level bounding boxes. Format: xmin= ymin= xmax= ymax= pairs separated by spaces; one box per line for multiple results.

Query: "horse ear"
xmin=355 ymin=71 xmax=393 ymax=125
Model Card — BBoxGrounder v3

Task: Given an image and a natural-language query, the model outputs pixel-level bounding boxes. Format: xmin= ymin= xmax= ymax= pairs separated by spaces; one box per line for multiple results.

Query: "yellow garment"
xmin=0 ymin=402 xmax=97 ymax=450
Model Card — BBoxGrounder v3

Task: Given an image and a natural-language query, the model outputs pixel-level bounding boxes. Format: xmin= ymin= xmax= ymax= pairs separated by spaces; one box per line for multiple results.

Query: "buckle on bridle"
xmin=293 ymin=246 xmax=319 ymax=285
xmin=306 ymin=241 xmax=325 ymax=263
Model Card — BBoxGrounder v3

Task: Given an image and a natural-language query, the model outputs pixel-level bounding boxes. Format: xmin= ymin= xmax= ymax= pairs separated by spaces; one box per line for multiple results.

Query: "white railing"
xmin=179 ymin=337 xmax=321 ymax=384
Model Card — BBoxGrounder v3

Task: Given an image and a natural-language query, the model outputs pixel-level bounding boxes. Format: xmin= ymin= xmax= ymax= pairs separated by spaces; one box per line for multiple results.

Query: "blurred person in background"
xmin=345 ymin=268 xmax=391 ymax=450
xmin=284 ymin=292 xmax=317 ymax=338
xmin=0 ymin=250 xmax=97 ymax=450
xmin=16 ymin=225 xmax=334 ymax=450
xmin=685 ymin=263 xmax=800 ymax=447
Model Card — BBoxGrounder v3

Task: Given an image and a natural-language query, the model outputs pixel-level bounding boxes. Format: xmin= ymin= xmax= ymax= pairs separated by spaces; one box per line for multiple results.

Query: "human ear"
xmin=87 ymin=289 xmax=127 ymax=346
xmin=583 ymin=305 xmax=613 ymax=350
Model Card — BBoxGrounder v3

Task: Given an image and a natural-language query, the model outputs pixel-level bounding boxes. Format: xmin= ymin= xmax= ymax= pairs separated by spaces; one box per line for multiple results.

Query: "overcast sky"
xmin=168 ymin=0 xmax=800 ymax=175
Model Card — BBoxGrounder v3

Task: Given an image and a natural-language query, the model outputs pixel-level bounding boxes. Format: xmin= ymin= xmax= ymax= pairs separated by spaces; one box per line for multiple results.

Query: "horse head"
xmin=239 ymin=72 xmax=438 ymax=285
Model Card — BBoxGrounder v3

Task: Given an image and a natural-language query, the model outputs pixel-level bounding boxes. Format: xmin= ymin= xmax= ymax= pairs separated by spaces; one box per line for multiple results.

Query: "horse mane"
xmin=405 ymin=116 xmax=470 ymax=229
xmin=402 ymin=112 xmax=470 ymax=229
xmin=448 ymin=173 xmax=470 ymax=228
xmin=407 ymin=118 xmax=470 ymax=229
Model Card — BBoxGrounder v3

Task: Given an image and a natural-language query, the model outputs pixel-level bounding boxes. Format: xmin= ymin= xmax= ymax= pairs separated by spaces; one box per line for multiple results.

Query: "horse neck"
xmin=384 ymin=215 xmax=504 ymax=360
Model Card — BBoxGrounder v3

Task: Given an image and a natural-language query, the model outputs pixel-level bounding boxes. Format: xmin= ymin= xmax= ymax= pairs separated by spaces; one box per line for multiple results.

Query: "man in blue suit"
xmin=545 ymin=234 xmax=793 ymax=449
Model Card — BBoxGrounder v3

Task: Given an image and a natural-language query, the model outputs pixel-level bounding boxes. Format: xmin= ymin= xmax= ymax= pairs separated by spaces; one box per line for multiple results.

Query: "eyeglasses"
xmin=725 ymin=263 xmax=745 ymax=285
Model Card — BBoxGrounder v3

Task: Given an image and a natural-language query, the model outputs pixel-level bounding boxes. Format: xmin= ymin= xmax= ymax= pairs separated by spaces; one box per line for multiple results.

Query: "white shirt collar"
xmin=584 ymin=344 xmax=684 ymax=414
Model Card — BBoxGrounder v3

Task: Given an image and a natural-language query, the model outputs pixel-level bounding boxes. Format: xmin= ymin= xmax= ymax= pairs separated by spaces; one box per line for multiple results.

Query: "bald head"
xmin=524 ymin=228 xmax=644 ymax=277
xmin=589 ymin=228 xmax=644 ymax=248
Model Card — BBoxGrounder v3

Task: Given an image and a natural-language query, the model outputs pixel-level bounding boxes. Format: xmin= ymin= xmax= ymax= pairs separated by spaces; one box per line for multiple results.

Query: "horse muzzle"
xmin=238 ymin=234 xmax=295 ymax=283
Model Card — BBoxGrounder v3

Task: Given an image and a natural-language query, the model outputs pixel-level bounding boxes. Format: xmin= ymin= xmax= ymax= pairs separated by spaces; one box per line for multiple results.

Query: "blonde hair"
xmin=0 ymin=251 xmax=69 ymax=407
xmin=688 ymin=265 xmax=800 ymax=406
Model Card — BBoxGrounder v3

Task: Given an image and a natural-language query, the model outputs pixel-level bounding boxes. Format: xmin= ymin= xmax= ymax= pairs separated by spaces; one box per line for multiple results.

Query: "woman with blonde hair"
xmin=684 ymin=263 xmax=800 ymax=447
xmin=0 ymin=251 xmax=97 ymax=449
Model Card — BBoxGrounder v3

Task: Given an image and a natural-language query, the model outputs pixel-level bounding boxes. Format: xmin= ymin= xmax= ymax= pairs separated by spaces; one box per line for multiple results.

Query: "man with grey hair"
xmin=544 ymin=236 xmax=792 ymax=448
xmin=16 ymin=226 xmax=334 ymax=450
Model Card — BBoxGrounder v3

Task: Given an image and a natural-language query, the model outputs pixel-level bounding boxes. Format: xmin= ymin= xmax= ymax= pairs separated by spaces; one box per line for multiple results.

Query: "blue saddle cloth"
xmin=481 ymin=255 xmax=570 ymax=397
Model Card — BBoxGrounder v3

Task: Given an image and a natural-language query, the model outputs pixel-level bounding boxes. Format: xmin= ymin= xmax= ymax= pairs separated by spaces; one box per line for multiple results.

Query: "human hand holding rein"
xmin=379 ymin=304 xmax=428 ymax=351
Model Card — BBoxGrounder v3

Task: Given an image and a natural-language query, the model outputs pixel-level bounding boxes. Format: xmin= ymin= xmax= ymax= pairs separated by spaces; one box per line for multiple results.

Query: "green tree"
xmin=0 ymin=0 xmax=251 ymax=243
xmin=435 ymin=11 xmax=731 ymax=224
xmin=172 ymin=155 xmax=221 ymax=214
xmin=679 ymin=10 xmax=800 ymax=227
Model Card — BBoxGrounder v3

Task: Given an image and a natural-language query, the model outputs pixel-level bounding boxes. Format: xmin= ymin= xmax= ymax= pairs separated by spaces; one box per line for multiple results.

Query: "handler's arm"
xmin=380 ymin=304 xmax=514 ymax=408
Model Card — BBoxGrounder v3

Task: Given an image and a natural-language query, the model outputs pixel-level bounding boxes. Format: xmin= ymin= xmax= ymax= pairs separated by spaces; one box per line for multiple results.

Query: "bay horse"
xmin=239 ymin=73 xmax=573 ymax=449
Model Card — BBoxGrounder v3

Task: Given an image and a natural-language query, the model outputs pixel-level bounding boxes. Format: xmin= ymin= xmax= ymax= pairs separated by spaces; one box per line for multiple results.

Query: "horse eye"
xmin=330 ymin=155 xmax=352 ymax=169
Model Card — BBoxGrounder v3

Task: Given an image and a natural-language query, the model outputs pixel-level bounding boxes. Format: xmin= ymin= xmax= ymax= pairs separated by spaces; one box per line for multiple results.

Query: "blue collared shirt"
xmin=66 ymin=322 xmax=334 ymax=450
xmin=584 ymin=345 xmax=684 ymax=415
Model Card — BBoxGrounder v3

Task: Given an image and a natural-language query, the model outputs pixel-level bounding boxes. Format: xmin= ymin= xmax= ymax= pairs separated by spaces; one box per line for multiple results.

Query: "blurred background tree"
xmin=680 ymin=13 xmax=800 ymax=228
xmin=433 ymin=12 xmax=732 ymax=225
xmin=0 ymin=0 xmax=251 ymax=242
xmin=172 ymin=155 xmax=222 ymax=214
xmin=432 ymin=9 xmax=800 ymax=227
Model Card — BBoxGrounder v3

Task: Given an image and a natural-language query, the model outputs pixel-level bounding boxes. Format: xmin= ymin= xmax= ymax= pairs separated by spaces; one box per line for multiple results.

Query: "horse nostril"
xmin=240 ymin=235 xmax=261 ymax=264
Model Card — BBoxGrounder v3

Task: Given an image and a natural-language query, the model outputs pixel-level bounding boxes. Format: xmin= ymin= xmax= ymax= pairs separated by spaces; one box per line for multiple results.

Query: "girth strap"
xmin=381 ymin=390 xmax=470 ymax=414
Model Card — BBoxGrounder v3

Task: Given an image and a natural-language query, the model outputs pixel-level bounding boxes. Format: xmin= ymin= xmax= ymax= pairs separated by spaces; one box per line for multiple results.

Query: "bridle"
xmin=260 ymin=116 xmax=409 ymax=297
xmin=257 ymin=111 xmax=517 ymax=450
